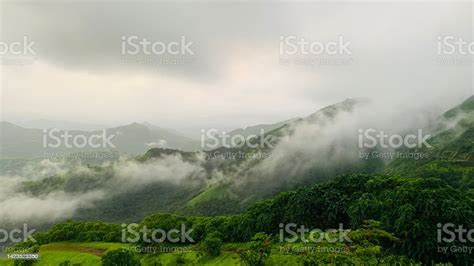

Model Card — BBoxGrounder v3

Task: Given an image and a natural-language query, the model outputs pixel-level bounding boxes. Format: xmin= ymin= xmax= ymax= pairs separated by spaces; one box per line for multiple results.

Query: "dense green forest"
xmin=11 ymin=172 xmax=474 ymax=264
xmin=3 ymin=96 xmax=474 ymax=265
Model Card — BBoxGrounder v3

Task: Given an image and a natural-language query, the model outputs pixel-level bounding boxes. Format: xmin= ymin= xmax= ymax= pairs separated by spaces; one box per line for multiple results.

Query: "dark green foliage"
xmin=12 ymin=245 xmax=39 ymax=266
xmin=182 ymin=198 xmax=245 ymax=216
xmin=13 ymin=260 xmax=35 ymax=266
xmin=244 ymin=174 xmax=373 ymax=236
xmin=7 ymin=96 xmax=474 ymax=265
xmin=207 ymin=173 xmax=471 ymax=264
xmin=175 ymin=254 xmax=186 ymax=264
xmin=21 ymin=176 xmax=66 ymax=196
xmin=137 ymin=148 xmax=199 ymax=163
xmin=76 ymin=182 xmax=200 ymax=223
xmin=27 ymin=174 xmax=474 ymax=265
xmin=239 ymin=233 xmax=272 ymax=266
xmin=201 ymin=232 xmax=223 ymax=257
xmin=348 ymin=176 xmax=474 ymax=264
xmin=443 ymin=95 xmax=474 ymax=119
xmin=102 ymin=249 xmax=140 ymax=266
xmin=31 ymin=221 xmax=121 ymax=245
xmin=137 ymin=213 xmax=195 ymax=246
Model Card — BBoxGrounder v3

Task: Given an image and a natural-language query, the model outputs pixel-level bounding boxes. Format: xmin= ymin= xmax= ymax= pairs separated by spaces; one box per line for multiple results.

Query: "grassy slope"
xmin=186 ymin=183 xmax=237 ymax=207
xmin=0 ymin=242 xmax=129 ymax=266
xmin=1 ymin=242 xmax=249 ymax=265
xmin=0 ymin=242 xmax=365 ymax=265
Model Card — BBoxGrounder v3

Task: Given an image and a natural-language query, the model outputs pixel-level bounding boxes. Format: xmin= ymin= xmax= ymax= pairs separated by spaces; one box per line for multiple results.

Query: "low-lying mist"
xmin=0 ymin=154 xmax=207 ymax=226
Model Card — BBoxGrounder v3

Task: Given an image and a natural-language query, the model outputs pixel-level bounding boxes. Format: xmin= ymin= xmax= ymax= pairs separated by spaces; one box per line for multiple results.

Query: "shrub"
xmin=202 ymin=232 xmax=223 ymax=257
xmin=239 ymin=233 xmax=271 ymax=266
xmin=102 ymin=249 xmax=140 ymax=266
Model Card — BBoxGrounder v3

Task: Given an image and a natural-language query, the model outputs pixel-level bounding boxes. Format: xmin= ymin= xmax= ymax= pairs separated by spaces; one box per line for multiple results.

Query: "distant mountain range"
xmin=0 ymin=121 xmax=200 ymax=158
xmin=0 ymin=118 xmax=298 ymax=159
xmin=226 ymin=119 xmax=296 ymax=138
xmin=137 ymin=96 xmax=474 ymax=217
xmin=8 ymin=96 xmax=474 ymax=223
xmin=14 ymin=119 xmax=110 ymax=131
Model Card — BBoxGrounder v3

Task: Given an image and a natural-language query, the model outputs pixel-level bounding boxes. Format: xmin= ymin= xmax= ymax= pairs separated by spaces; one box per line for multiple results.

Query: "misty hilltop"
xmin=0 ymin=121 xmax=200 ymax=158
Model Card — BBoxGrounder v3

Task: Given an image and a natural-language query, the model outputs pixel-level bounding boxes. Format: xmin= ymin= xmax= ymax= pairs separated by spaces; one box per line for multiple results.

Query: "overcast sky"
xmin=0 ymin=1 xmax=472 ymax=135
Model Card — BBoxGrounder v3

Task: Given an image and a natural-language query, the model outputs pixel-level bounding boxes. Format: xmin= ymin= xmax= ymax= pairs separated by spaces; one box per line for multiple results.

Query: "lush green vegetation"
xmin=3 ymin=97 xmax=473 ymax=265
xmin=3 ymin=224 xmax=415 ymax=265
xmin=10 ymin=169 xmax=473 ymax=265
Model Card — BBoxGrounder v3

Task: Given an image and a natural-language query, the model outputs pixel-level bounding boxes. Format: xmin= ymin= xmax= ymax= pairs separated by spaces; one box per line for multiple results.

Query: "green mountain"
xmin=10 ymin=98 xmax=376 ymax=223
xmin=386 ymin=95 xmax=474 ymax=190
xmin=11 ymin=96 xmax=474 ymax=224
xmin=225 ymin=119 xmax=296 ymax=139
xmin=179 ymin=98 xmax=381 ymax=214
xmin=6 ymin=96 xmax=474 ymax=265
xmin=106 ymin=122 xmax=200 ymax=153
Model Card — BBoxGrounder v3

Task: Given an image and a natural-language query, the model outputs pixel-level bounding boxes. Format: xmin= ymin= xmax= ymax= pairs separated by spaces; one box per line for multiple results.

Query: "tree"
xmin=239 ymin=233 xmax=272 ymax=266
xmin=102 ymin=249 xmax=140 ymax=266
xmin=202 ymin=232 xmax=223 ymax=257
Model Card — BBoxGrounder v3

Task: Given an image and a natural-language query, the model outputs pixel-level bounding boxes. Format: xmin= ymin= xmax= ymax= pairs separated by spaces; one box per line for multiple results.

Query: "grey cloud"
xmin=1 ymin=1 xmax=471 ymax=137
